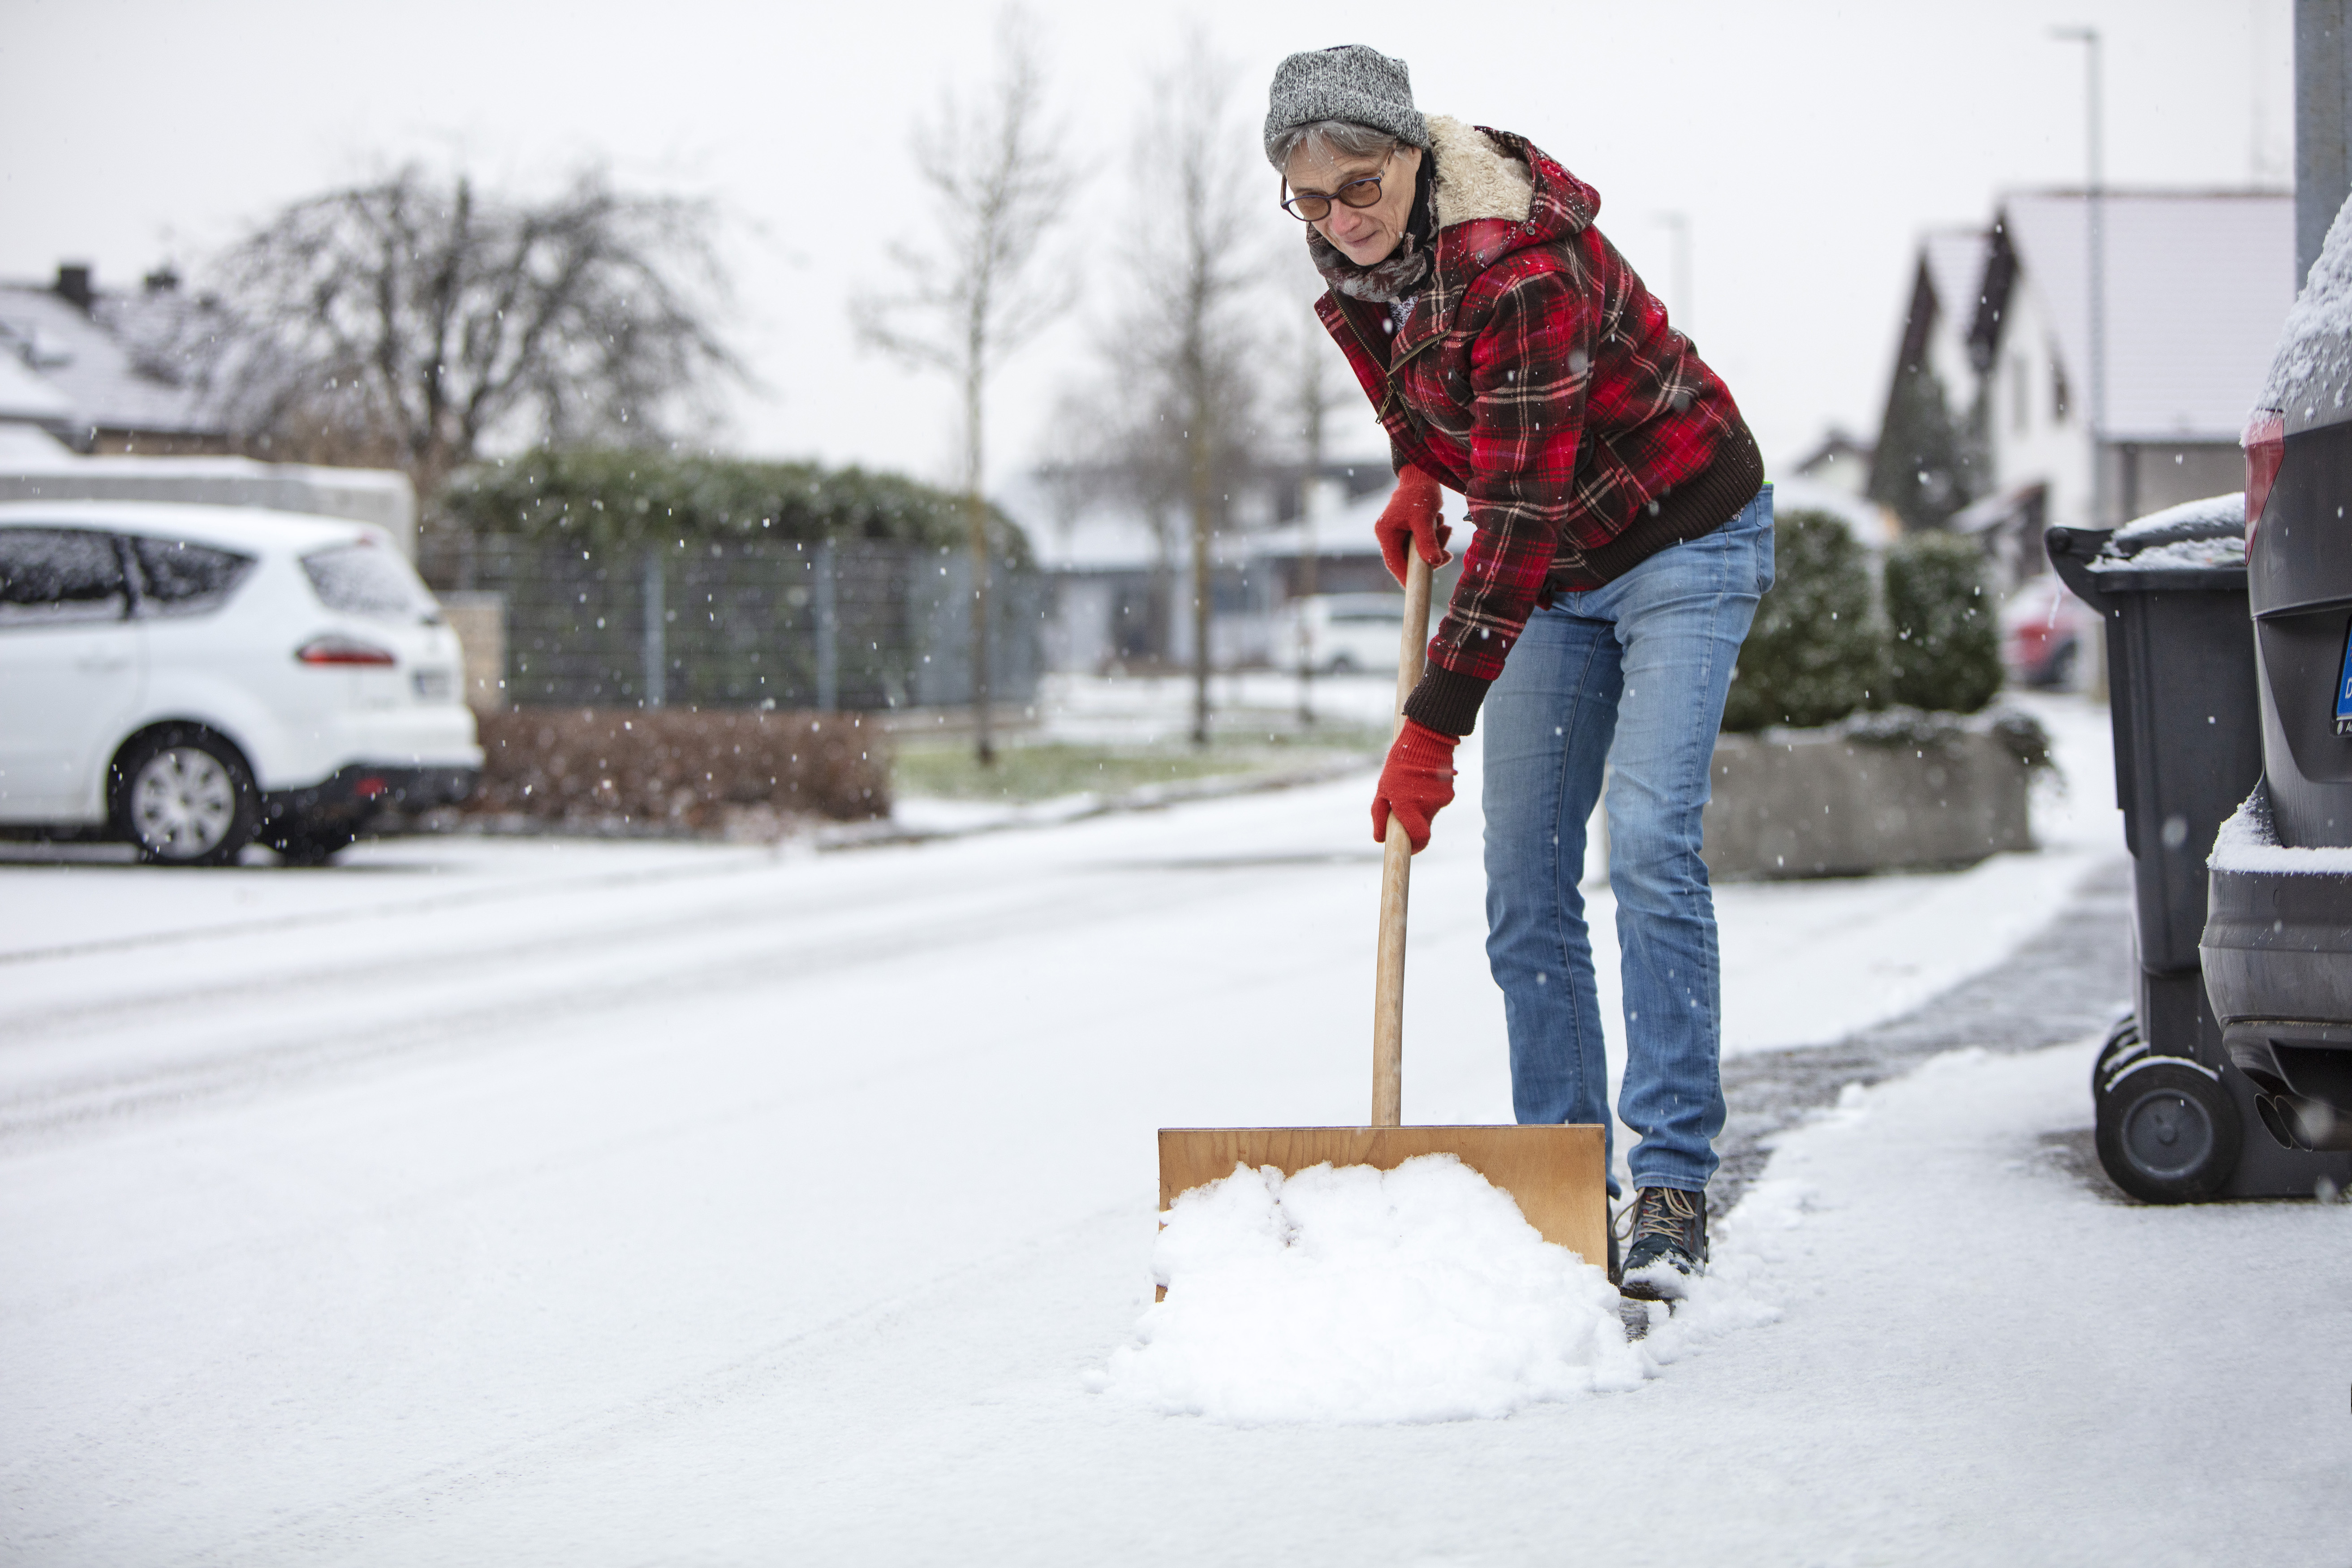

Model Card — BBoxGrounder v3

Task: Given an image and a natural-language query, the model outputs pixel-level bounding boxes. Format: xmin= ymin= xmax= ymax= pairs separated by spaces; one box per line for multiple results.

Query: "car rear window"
xmin=131 ymin=536 xmax=254 ymax=617
xmin=0 ymin=527 xmax=129 ymax=627
xmin=301 ymin=543 xmax=432 ymax=619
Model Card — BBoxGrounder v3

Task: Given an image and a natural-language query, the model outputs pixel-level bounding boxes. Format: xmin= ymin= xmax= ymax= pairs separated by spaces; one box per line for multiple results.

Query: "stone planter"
xmin=1700 ymin=713 xmax=2041 ymax=880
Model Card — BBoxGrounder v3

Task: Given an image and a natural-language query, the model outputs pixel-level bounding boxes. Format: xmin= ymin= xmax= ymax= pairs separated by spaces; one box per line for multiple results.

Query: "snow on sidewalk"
xmin=186 ymin=1036 xmax=2343 ymax=1565
xmin=1 ymin=690 xmax=2217 ymax=1564
xmin=1697 ymin=1039 xmax=2351 ymax=1563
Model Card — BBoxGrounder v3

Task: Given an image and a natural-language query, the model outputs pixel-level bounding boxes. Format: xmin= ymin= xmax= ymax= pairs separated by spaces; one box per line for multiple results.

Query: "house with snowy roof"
xmin=0 ymin=264 xmax=228 ymax=454
xmin=1005 ymin=458 xmax=1411 ymax=674
xmin=1877 ymin=191 xmax=2294 ymax=580
xmin=0 ymin=262 xmax=417 ymax=556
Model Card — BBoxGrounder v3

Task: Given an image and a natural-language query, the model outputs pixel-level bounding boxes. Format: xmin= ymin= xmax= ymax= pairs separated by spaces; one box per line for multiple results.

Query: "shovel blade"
xmin=1156 ymin=1124 xmax=1610 ymax=1269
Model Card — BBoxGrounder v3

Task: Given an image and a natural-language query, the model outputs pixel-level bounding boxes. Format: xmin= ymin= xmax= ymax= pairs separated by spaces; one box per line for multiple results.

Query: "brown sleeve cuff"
xmin=1402 ymin=663 xmax=1490 ymax=737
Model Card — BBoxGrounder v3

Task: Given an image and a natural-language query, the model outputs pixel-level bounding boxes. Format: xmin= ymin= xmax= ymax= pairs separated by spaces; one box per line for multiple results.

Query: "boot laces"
xmin=1624 ymin=1187 xmax=1700 ymax=1247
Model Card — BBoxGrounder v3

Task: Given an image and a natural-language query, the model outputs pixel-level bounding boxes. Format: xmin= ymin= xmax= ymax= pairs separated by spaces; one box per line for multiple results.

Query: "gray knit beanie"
xmin=1262 ymin=45 xmax=1430 ymax=169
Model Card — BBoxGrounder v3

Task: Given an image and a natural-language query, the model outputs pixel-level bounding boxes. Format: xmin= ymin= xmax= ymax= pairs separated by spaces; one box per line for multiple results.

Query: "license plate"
xmin=2338 ymin=619 xmax=2352 ymax=736
xmin=413 ymin=668 xmax=454 ymax=701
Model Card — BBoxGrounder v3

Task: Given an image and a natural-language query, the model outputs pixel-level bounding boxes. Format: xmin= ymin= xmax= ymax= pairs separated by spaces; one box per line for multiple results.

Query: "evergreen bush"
xmin=1884 ymin=532 xmax=2002 ymax=714
xmin=1722 ymin=508 xmax=1885 ymax=732
xmin=441 ymin=448 xmax=1030 ymax=563
xmin=1867 ymin=362 xmax=1987 ymax=530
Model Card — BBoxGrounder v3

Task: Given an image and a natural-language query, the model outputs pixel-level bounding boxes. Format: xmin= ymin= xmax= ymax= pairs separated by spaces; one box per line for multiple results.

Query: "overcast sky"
xmin=0 ymin=0 xmax=2292 ymax=493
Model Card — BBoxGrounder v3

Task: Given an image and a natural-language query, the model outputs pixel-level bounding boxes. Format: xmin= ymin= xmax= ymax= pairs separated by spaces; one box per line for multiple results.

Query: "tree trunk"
xmin=965 ymin=359 xmax=994 ymax=767
xmin=1189 ymin=412 xmax=1214 ymax=750
xmin=1297 ymin=363 xmax=1324 ymax=727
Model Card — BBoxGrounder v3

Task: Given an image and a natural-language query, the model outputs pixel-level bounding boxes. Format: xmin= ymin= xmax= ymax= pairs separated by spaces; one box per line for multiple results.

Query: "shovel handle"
xmin=1374 ymin=552 xmax=1435 ymax=1128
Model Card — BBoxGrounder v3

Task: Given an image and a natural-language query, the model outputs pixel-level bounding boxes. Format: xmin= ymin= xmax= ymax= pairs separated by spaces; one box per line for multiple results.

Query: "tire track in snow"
xmin=0 ymin=854 xmax=1366 ymax=1150
xmin=0 ymin=844 xmax=1000 ymax=1041
xmin=146 ymin=1204 xmax=1142 ymax=1568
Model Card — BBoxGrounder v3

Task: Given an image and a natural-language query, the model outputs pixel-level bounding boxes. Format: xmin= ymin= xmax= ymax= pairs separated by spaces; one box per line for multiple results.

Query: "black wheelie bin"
xmin=2048 ymin=498 xmax=2352 ymax=1202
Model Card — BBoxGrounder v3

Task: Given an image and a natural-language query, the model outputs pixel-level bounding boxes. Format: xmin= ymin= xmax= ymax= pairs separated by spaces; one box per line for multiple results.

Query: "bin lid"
xmin=2086 ymin=493 xmax=2247 ymax=593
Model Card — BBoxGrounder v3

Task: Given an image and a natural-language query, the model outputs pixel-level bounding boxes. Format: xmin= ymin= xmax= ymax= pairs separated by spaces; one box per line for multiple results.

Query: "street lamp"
xmin=2053 ymin=25 xmax=2108 ymax=528
xmin=1654 ymin=211 xmax=1693 ymax=340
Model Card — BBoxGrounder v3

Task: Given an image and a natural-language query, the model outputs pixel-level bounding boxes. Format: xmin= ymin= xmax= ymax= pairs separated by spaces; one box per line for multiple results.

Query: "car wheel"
xmin=1327 ymin=653 xmax=1357 ymax=675
xmin=115 ymin=729 xmax=260 ymax=868
xmin=2094 ymin=1056 xmax=2242 ymax=1203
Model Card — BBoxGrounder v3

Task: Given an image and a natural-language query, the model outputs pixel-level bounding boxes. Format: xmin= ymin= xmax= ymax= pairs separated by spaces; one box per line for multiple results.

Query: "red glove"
xmin=1374 ymin=465 xmax=1453 ymax=588
xmin=1371 ymin=719 xmax=1459 ymax=853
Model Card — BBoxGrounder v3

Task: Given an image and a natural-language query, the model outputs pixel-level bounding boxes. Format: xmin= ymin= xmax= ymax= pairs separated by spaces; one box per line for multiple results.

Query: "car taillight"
xmin=2243 ymin=408 xmax=2285 ymax=540
xmin=296 ymin=634 xmax=397 ymax=666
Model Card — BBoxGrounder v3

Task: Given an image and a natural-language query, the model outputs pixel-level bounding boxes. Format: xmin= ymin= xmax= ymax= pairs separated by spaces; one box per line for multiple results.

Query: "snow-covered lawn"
xmin=7 ymin=691 xmax=2327 ymax=1563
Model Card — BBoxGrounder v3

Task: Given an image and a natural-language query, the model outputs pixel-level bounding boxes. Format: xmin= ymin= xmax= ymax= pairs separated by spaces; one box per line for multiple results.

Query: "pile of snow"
xmin=2211 ymin=787 xmax=2352 ymax=874
xmin=2107 ymin=492 xmax=2245 ymax=554
xmin=1096 ymin=1155 xmax=1648 ymax=1424
xmin=2093 ymin=534 xmax=2246 ymax=572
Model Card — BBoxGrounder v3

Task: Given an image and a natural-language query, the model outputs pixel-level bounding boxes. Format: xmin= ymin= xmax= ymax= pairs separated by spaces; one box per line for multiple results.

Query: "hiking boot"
xmin=1616 ymin=1186 xmax=1707 ymax=1301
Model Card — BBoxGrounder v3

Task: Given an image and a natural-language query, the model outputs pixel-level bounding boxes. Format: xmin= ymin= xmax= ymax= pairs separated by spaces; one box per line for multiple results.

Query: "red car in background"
xmin=2001 ymin=573 xmax=2099 ymax=688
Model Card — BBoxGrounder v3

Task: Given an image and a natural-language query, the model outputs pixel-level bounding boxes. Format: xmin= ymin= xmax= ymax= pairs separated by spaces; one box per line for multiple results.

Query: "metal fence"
xmin=457 ymin=534 xmax=1046 ymax=711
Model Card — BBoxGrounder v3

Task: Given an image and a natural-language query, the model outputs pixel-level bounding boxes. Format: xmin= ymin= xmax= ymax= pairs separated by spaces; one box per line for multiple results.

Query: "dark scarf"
xmin=1306 ymin=149 xmax=1438 ymax=305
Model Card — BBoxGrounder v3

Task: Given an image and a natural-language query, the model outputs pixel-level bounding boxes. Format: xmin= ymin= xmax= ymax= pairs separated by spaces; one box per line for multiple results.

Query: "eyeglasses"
xmin=1280 ymin=155 xmax=1393 ymax=222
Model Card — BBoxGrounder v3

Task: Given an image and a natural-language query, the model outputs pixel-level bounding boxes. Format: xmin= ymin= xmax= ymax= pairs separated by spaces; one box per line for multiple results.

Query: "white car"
xmin=0 ymin=501 xmax=481 ymax=866
xmin=1288 ymin=592 xmax=1410 ymax=675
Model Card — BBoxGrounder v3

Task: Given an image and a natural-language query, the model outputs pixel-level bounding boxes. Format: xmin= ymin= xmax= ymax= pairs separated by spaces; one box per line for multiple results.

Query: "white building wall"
xmin=1986 ymin=278 xmax=2094 ymax=532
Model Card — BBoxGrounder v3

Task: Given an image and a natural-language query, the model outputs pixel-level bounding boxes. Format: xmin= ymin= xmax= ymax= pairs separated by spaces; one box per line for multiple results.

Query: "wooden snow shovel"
xmin=1157 ymin=552 xmax=1610 ymax=1280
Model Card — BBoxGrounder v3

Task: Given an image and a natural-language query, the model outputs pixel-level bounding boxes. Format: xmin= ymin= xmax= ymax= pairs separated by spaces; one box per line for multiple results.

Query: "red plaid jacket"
xmin=1316 ymin=126 xmax=1761 ymax=731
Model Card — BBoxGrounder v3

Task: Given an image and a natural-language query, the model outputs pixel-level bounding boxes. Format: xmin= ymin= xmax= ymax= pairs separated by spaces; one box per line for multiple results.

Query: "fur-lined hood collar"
xmin=1426 ymin=115 xmax=1536 ymax=228
xmin=1308 ymin=117 xmax=1598 ymax=306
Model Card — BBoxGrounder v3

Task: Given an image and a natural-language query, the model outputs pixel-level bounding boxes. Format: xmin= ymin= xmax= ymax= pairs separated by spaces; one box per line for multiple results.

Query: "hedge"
xmin=467 ymin=708 xmax=888 ymax=830
xmin=441 ymin=447 xmax=1030 ymax=564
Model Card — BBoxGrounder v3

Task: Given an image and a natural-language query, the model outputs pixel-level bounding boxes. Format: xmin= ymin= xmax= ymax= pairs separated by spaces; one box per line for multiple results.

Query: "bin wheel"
xmin=2092 ymin=1014 xmax=2147 ymax=1101
xmin=2094 ymin=1056 xmax=2242 ymax=1204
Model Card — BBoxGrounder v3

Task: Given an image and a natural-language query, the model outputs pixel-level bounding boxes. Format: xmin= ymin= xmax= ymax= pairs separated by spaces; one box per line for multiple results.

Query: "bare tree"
xmin=855 ymin=8 xmax=1074 ymax=765
xmin=1288 ymin=307 xmax=1350 ymax=725
xmin=1108 ymin=36 xmax=1268 ymax=746
xmin=201 ymin=166 xmax=736 ymax=546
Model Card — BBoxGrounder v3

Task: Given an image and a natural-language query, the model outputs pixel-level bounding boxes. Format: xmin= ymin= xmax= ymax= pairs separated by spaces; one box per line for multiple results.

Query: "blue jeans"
xmin=1480 ymin=487 xmax=1775 ymax=1195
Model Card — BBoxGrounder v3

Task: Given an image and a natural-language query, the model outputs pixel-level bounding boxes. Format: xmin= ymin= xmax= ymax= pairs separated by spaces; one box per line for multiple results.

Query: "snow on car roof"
xmin=2259 ymin=192 xmax=2352 ymax=435
xmin=0 ymin=499 xmax=383 ymax=553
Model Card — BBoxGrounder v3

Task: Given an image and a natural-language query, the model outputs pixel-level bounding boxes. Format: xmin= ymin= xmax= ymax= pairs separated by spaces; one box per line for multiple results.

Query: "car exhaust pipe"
xmin=2255 ymin=1092 xmax=2302 ymax=1150
xmin=2261 ymin=1092 xmax=2352 ymax=1153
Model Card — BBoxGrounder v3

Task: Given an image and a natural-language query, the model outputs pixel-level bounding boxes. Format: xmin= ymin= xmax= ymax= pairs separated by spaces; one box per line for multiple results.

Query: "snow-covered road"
xmin=4 ymin=694 xmax=2339 ymax=1564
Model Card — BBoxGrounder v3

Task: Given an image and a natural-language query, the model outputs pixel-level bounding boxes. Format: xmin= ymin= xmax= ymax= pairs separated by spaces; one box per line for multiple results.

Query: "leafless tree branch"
xmin=852 ymin=6 xmax=1076 ymax=762
xmin=1079 ymin=33 xmax=1269 ymax=741
xmin=193 ymin=164 xmax=741 ymax=526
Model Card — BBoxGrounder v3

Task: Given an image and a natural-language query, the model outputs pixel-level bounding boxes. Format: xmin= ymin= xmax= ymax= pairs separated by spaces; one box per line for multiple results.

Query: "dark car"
xmin=2201 ymin=208 xmax=2352 ymax=1158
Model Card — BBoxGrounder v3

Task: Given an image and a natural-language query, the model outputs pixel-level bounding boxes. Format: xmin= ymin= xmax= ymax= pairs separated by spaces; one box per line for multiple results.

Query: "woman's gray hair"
xmin=1269 ymin=118 xmax=1404 ymax=173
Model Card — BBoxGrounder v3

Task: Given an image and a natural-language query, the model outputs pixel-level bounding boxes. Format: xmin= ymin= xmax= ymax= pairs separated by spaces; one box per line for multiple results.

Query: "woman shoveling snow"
xmin=1265 ymin=45 xmax=1772 ymax=1300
